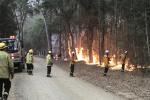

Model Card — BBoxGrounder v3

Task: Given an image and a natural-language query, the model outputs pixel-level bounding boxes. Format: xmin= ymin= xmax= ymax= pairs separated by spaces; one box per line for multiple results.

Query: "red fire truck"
xmin=0 ymin=36 xmax=25 ymax=72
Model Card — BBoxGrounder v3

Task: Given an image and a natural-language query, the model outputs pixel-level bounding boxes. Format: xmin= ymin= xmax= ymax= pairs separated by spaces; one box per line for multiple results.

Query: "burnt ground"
xmin=54 ymin=60 xmax=150 ymax=100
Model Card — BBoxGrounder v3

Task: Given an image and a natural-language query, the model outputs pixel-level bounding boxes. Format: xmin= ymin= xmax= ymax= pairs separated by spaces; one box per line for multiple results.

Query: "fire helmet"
xmin=48 ymin=51 xmax=52 ymax=54
xmin=125 ymin=50 xmax=128 ymax=54
xmin=72 ymin=51 xmax=75 ymax=57
xmin=72 ymin=51 xmax=75 ymax=54
xmin=105 ymin=50 xmax=109 ymax=53
xmin=29 ymin=49 xmax=33 ymax=53
xmin=0 ymin=42 xmax=7 ymax=50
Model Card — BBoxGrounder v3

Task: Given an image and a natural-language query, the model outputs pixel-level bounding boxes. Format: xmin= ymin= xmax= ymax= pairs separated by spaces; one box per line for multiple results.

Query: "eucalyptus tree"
xmin=54 ymin=0 xmax=77 ymax=56
xmin=32 ymin=0 xmax=150 ymax=66
xmin=144 ymin=0 xmax=150 ymax=63
xmin=40 ymin=0 xmax=55 ymax=52
xmin=106 ymin=0 xmax=150 ymax=66
xmin=23 ymin=15 xmax=47 ymax=52
xmin=76 ymin=0 xmax=100 ymax=63
xmin=0 ymin=0 xmax=17 ymax=37
xmin=118 ymin=0 xmax=150 ymax=66
xmin=14 ymin=0 xmax=32 ymax=47
xmin=42 ymin=0 xmax=77 ymax=58
xmin=96 ymin=0 xmax=107 ymax=64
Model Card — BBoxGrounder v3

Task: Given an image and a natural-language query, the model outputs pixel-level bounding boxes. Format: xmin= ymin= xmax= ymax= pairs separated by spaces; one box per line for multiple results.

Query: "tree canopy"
xmin=0 ymin=0 xmax=17 ymax=37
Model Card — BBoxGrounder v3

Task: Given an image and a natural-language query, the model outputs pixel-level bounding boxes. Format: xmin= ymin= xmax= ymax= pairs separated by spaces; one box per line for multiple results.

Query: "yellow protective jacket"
xmin=0 ymin=51 xmax=14 ymax=78
xmin=103 ymin=55 xmax=110 ymax=67
xmin=46 ymin=54 xmax=52 ymax=66
xmin=70 ymin=57 xmax=75 ymax=65
xmin=26 ymin=53 xmax=33 ymax=64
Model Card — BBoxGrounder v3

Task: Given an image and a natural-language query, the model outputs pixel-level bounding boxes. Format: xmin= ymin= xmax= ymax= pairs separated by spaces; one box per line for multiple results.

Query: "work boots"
xmin=3 ymin=92 xmax=8 ymax=100
xmin=28 ymin=70 xmax=33 ymax=75
xmin=70 ymin=73 xmax=74 ymax=77
xmin=47 ymin=74 xmax=51 ymax=77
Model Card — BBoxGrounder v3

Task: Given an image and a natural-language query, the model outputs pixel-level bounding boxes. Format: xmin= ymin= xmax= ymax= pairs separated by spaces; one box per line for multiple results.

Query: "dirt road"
xmin=8 ymin=57 xmax=126 ymax=100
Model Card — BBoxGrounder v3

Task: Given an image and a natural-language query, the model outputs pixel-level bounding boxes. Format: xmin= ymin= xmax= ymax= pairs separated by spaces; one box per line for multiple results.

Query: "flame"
xmin=75 ymin=48 xmax=84 ymax=61
xmin=73 ymin=47 xmax=135 ymax=71
xmin=75 ymin=47 xmax=99 ymax=65
xmin=107 ymin=55 xmax=135 ymax=71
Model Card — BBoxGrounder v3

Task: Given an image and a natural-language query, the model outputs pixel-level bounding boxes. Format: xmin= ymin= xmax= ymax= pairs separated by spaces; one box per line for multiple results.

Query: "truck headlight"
xmin=11 ymin=57 xmax=15 ymax=59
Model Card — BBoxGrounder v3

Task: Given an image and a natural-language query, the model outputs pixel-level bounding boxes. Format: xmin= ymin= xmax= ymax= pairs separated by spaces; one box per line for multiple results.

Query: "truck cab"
xmin=0 ymin=36 xmax=25 ymax=72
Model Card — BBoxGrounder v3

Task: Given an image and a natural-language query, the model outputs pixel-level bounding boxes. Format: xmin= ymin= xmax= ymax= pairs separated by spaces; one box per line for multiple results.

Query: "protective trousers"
xmin=70 ymin=64 xmax=74 ymax=76
xmin=122 ymin=63 xmax=125 ymax=71
xmin=47 ymin=66 xmax=51 ymax=75
xmin=104 ymin=66 xmax=109 ymax=76
xmin=27 ymin=64 xmax=33 ymax=74
xmin=0 ymin=79 xmax=11 ymax=97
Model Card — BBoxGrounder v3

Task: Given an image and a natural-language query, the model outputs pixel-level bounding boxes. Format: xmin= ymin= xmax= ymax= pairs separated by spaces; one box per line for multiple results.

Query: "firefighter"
xmin=70 ymin=51 xmax=75 ymax=77
xmin=26 ymin=49 xmax=34 ymax=75
xmin=0 ymin=42 xmax=14 ymax=100
xmin=46 ymin=51 xmax=53 ymax=77
xmin=103 ymin=50 xmax=110 ymax=76
xmin=121 ymin=50 xmax=128 ymax=72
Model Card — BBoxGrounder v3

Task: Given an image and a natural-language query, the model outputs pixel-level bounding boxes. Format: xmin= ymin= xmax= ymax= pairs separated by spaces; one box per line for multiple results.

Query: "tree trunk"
xmin=98 ymin=0 xmax=106 ymax=64
xmin=88 ymin=25 xmax=94 ymax=63
xmin=114 ymin=0 xmax=118 ymax=64
xmin=58 ymin=18 xmax=62 ymax=57
xmin=66 ymin=21 xmax=75 ymax=53
xmin=42 ymin=13 xmax=50 ymax=51
xmin=145 ymin=8 xmax=150 ymax=59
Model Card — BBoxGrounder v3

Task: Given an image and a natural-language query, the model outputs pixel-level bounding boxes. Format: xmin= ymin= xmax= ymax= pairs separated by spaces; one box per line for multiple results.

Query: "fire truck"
xmin=0 ymin=36 xmax=25 ymax=72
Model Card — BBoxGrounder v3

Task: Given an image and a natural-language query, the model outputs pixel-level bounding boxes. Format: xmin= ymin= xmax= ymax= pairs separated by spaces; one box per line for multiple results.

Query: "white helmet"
xmin=72 ymin=51 xmax=75 ymax=54
xmin=125 ymin=50 xmax=128 ymax=54
xmin=48 ymin=51 xmax=52 ymax=54
xmin=105 ymin=50 xmax=109 ymax=53
xmin=29 ymin=49 xmax=33 ymax=53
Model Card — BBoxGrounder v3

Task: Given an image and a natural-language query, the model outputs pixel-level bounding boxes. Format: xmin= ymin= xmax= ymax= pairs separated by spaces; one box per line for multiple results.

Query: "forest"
xmin=0 ymin=0 xmax=150 ymax=69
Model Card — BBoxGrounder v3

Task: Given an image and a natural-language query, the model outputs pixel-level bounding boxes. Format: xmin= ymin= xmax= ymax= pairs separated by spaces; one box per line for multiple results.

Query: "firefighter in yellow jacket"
xmin=70 ymin=51 xmax=75 ymax=77
xmin=46 ymin=51 xmax=53 ymax=77
xmin=26 ymin=49 xmax=34 ymax=75
xmin=103 ymin=50 xmax=110 ymax=76
xmin=0 ymin=42 xmax=14 ymax=100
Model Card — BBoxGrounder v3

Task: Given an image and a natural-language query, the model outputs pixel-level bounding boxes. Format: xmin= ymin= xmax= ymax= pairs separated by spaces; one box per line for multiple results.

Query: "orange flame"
xmin=75 ymin=47 xmax=99 ymax=65
xmin=75 ymin=48 xmax=84 ymax=61
xmin=74 ymin=47 xmax=134 ymax=71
